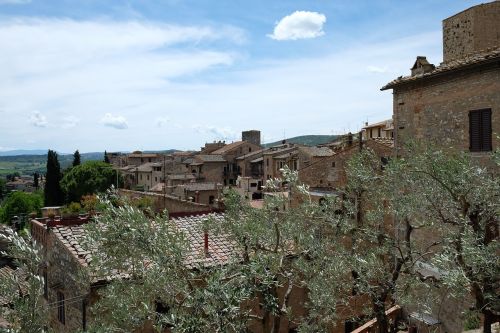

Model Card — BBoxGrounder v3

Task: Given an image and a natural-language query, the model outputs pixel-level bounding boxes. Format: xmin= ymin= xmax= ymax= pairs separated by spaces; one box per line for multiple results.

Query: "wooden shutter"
xmin=469 ymin=109 xmax=492 ymax=152
xmin=481 ymin=109 xmax=492 ymax=151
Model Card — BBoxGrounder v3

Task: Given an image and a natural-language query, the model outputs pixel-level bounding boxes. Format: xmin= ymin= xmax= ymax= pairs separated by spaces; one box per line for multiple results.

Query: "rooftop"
xmin=194 ymin=154 xmax=227 ymax=163
xmin=298 ymin=146 xmax=334 ymax=157
xmin=381 ymin=47 xmax=500 ymax=90
xmin=211 ymin=141 xmax=246 ymax=154
xmin=184 ymin=182 xmax=218 ymax=192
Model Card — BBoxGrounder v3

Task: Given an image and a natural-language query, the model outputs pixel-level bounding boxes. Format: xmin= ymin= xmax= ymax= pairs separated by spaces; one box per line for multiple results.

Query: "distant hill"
xmin=263 ymin=135 xmax=339 ymax=148
xmin=0 ymin=149 xmax=52 ymax=156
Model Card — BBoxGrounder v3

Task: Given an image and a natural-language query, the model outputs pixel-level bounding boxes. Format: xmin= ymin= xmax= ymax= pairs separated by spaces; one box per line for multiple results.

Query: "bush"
xmin=0 ymin=191 xmax=43 ymax=224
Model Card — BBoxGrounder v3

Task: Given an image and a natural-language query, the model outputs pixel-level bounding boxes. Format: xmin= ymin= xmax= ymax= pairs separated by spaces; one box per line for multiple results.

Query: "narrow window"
xmin=469 ymin=109 xmax=492 ymax=152
xmin=82 ymin=300 xmax=87 ymax=331
xmin=57 ymin=291 xmax=65 ymax=324
xmin=378 ymin=127 xmax=381 ymax=137
xmin=209 ymin=196 xmax=215 ymax=204
xmin=331 ymin=161 xmax=336 ymax=168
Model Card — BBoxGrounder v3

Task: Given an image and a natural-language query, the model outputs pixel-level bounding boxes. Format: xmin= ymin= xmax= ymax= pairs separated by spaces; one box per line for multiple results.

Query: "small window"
xmin=469 ymin=109 xmax=492 ymax=152
xmin=331 ymin=161 xmax=336 ymax=168
xmin=249 ymin=147 xmax=252 ymax=152
xmin=147 ymin=175 xmax=150 ymax=181
xmin=57 ymin=291 xmax=65 ymax=324
xmin=377 ymin=127 xmax=381 ymax=137
xmin=209 ymin=196 xmax=215 ymax=204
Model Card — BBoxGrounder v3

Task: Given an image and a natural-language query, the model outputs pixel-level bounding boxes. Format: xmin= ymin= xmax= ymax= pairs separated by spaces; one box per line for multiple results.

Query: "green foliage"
xmin=44 ymin=149 xmax=64 ymax=206
xmin=60 ymin=161 xmax=121 ymax=203
xmin=0 ymin=177 xmax=6 ymax=200
xmin=0 ymin=229 xmax=49 ymax=332
xmin=0 ymin=191 xmax=43 ymax=224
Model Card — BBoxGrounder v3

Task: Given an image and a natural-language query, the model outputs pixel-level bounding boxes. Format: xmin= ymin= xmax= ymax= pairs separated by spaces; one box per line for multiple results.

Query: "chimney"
xmin=411 ymin=56 xmax=435 ymax=76
xmin=347 ymin=132 xmax=353 ymax=146
xmin=204 ymin=230 xmax=209 ymax=257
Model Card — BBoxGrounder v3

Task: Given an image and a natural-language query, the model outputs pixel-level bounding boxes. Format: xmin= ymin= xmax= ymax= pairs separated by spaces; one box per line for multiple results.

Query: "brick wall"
xmin=443 ymin=1 xmax=500 ymax=63
xmin=119 ymin=189 xmax=212 ymax=215
xmin=393 ymin=65 xmax=500 ymax=164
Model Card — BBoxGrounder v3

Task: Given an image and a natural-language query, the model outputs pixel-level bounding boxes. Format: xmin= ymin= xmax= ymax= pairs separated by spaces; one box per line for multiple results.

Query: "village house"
xmin=379 ymin=2 xmax=500 ymax=332
xmin=381 ymin=1 xmax=500 ymax=162
xmin=361 ymin=119 xmax=394 ymax=140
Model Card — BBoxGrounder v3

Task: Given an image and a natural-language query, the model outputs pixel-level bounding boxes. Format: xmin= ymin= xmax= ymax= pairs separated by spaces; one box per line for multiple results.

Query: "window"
xmin=147 ymin=175 xmax=150 ymax=181
xmin=331 ymin=161 xmax=336 ymax=168
xmin=249 ymin=147 xmax=252 ymax=152
xmin=209 ymin=196 xmax=215 ymax=204
xmin=57 ymin=291 xmax=65 ymax=324
xmin=378 ymin=127 xmax=381 ymax=137
xmin=469 ymin=109 xmax=492 ymax=152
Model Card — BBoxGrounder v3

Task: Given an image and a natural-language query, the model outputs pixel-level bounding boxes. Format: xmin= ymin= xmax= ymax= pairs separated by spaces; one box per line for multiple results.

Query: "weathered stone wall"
xmin=443 ymin=1 xmax=500 ymax=63
xmin=199 ymin=162 xmax=225 ymax=183
xmin=393 ymin=65 xmax=500 ymax=163
xmin=47 ymin=233 xmax=89 ymax=332
xmin=119 ymin=189 xmax=211 ymax=214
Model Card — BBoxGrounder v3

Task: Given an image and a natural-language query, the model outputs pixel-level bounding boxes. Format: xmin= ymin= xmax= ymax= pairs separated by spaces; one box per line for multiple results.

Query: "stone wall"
xmin=443 ymin=1 xmax=500 ymax=63
xmin=119 ymin=189 xmax=212 ymax=215
xmin=393 ymin=65 xmax=500 ymax=164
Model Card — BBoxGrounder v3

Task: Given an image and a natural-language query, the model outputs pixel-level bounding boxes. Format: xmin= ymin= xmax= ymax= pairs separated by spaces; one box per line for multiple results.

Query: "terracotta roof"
xmin=381 ymin=47 xmax=500 ymax=90
xmin=235 ymin=149 xmax=264 ymax=160
xmin=128 ymin=153 xmax=159 ymax=158
xmin=195 ymin=154 xmax=226 ymax=163
xmin=211 ymin=141 xmax=245 ymax=154
xmin=250 ymin=157 xmax=263 ymax=163
xmin=298 ymin=146 xmax=334 ymax=157
xmin=52 ymin=226 xmax=92 ymax=267
xmin=274 ymin=151 xmax=298 ymax=159
xmin=52 ymin=214 xmax=238 ymax=273
xmin=171 ymin=214 xmax=239 ymax=268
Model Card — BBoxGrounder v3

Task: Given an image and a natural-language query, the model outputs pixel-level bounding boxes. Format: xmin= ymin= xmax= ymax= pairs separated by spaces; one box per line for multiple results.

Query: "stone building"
xmin=381 ymin=1 xmax=500 ymax=161
xmin=210 ymin=141 xmax=262 ymax=185
xmin=361 ymin=119 xmax=394 ymax=140
xmin=381 ymin=2 xmax=500 ymax=331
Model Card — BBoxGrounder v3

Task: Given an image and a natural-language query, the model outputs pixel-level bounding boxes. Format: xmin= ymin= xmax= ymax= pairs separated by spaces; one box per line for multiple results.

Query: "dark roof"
xmin=235 ymin=149 xmax=264 ymax=160
xmin=381 ymin=47 xmax=500 ymax=90
xmin=195 ymin=154 xmax=226 ymax=163
xmin=171 ymin=214 xmax=239 ymax=268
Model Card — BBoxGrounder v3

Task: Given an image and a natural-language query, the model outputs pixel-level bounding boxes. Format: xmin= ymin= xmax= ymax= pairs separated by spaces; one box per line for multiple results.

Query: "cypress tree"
xmin=73 ymin=150 xmax=81 ymax=167
xmin=33 ymin=172 xmax=39 ymax=190
xmin=104 ymin=150 xmax=110 ymax=164
xmin=44 ymin=150 xmax=64 ymax=206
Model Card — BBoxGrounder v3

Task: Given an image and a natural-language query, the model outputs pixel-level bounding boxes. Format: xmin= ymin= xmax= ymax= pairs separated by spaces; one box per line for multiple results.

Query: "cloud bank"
xmin=29 ymin=111 xmax=48 ymax=127
xmin=269 ymin=11 xmax=326 ymax=40
xmin=101 ymin=113 xmax=128 ymax=129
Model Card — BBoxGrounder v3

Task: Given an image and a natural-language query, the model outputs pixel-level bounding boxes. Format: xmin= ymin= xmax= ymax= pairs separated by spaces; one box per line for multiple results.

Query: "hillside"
xmin=263 ymin=135 xmax=339 ymax=148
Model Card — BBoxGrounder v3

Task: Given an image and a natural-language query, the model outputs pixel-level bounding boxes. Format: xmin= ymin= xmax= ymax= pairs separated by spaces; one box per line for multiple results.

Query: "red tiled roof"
xmin=381 ymin=47 xmax=500 ymax=90
xmin=211 ymin=141 xmax=245 ymax=154
xmin=171 ymin=213 xmax=239 ymax=268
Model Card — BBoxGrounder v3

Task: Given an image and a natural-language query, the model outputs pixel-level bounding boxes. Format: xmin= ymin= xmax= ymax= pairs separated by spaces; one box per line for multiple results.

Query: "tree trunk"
xmin=482 ymin=310 xmax=495 ymax=333
xmin=373 ymin=302 xmax=389 ymax=333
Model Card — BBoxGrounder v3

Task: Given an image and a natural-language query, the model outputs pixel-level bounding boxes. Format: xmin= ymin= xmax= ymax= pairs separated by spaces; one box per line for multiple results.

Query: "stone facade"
xmin=443 ymin=1 xmax=500 ymax=63
xmin=389 ymin=64 xmax=500 ymax=160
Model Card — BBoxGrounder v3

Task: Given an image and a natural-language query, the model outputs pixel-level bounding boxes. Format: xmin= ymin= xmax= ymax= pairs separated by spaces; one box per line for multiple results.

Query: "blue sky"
xmin=0 ymin=0 xmax=487 ymax=152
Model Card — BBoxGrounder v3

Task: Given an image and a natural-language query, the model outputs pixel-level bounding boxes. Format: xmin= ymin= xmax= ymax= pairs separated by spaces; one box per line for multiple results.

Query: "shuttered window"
xmin=57 ymin=291 xmax=65 ymax=324
xmin=469 ymin=109 xmax=492 ymax=152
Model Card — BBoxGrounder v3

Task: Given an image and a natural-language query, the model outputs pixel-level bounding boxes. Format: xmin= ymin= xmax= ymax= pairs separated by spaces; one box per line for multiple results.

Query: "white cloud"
xmin=100 ymin=113 xmax=128 ymax=129
xmin=269 ymin=11 xmax=326 ymax=41
xmin=61 ymin=116 xmax=80 ymax=129
xmin=192 ymin=124 xmax=237 ymax=141
xmin=0 ymin=0 xmax=30 ymax=4
xmin=367 ymin=65 xmax=388 ymax=73
xmin=156 ymin=116 xmax=170 ymax=127
xmin=29 ymin=111 xmax=48 ymax=127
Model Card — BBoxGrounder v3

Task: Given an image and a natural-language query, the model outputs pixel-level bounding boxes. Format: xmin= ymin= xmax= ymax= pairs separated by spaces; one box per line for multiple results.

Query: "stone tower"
xmin=242 ymin=130 xmax=261 ymax=146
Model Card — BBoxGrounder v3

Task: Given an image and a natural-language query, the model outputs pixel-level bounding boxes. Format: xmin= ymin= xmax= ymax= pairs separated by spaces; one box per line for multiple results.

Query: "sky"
xmin=0 ymin=0 xmax=488 ymax=153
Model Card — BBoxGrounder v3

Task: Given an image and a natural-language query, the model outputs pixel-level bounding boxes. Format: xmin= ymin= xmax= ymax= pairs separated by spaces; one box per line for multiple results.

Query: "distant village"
xmin=1 ymin=2 xmax=499 ymax=333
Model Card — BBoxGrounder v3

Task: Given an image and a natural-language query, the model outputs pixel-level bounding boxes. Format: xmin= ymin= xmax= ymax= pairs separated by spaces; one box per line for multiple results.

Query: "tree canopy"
xmin=44 ymin=149 xmax=64 ymax=206
xmin=0 ymin=191 xmax=43 ymax=224
xmin=73 ymin=150 xmax=81 ymax=167
xmin=60 ymin=161 xmax=121 ymax=203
